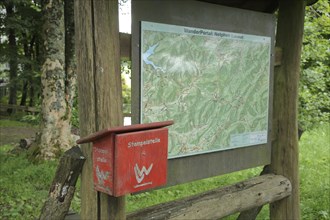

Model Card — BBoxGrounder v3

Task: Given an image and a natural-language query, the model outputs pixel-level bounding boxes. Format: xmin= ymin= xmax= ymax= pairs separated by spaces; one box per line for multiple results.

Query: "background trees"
xmin=0 ymin=0 xmax=329 ymax=159
xmin=299 ymin=0 xmax=330 ymax=131
xmin=0 ymin=0 xmax=42 ymax=110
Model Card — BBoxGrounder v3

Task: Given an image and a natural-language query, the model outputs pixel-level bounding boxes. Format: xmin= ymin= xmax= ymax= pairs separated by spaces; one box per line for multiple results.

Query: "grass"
xmin=0 ymin=146 xmax=58 ymax=219
xmin=0 ymin=119 xmax=36 ymax=128
xmin=299 ymin=124 xmax=330 ymax=219
xmin=0 ymin=121 xmax=329 ymax=219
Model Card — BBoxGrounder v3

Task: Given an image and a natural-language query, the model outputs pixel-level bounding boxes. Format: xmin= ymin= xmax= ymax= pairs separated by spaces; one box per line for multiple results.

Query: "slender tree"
xmin=64 ymin=0 xmax=76 ymax=125
xmin=1 ymin=0 xmax=42 ymax=109
xmin=4 ymin=1 xmax=18 ymax=113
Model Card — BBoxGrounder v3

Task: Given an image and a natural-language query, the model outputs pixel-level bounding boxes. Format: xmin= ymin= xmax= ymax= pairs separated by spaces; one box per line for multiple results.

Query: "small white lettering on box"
xmin=128 ymin=138 xmax=161 ymax=148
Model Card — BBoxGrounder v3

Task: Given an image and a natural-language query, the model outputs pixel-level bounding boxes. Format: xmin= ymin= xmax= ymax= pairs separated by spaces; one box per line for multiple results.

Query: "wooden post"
xmin=75 ymin=0 xmax=125 ymax=219
xmin=270 ymin=0 xmax=306 ymax=219
xmin=40 ymin=146 xmax=85 ymax=220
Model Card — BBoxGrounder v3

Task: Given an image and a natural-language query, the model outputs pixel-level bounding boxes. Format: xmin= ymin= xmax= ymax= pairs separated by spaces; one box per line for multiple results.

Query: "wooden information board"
xmin=132 ymin=0 xmax=275 ymax=186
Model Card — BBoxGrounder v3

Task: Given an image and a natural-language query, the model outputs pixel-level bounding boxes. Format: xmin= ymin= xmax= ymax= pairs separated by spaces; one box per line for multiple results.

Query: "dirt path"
xmin=0 ymin=126 xmax=39 ymax=146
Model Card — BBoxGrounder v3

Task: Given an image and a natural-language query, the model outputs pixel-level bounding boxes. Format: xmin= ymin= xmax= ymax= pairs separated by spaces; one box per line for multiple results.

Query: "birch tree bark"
xmin=39 ymin=0 xmax=75 ymax=159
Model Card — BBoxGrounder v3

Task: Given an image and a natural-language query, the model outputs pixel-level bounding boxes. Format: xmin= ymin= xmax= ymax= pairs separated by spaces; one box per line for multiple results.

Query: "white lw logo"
xmin=134 ymin=163 xmax=153 ymax=184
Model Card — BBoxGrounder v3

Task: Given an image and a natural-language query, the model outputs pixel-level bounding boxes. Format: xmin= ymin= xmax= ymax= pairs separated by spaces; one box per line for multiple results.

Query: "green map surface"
xmin=141 ymin=21 xmax=271 ymax=158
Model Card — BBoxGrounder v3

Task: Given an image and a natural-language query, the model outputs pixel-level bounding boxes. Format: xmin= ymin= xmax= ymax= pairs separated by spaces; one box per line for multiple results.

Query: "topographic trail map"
xmin=140 ymin=21 xmax=271 ymax=158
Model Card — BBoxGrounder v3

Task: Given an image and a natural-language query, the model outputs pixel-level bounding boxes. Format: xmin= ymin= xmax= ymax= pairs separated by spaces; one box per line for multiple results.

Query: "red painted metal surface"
xmin=114 ymin=128 xmax=168 ymax=196
xmin=77 ymin=121 xmax=173 ymax=196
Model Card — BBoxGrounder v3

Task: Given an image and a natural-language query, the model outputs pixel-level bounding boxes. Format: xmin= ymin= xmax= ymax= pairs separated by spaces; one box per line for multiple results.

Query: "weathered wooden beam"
xmin=274 ymin=47 xmax=282 ymax=66
xmin=120 ymin=33 xmax=131 ymax=60
xmin=270 ymin=0 xmax=305 ymax=219
xmin=236 ymin=165 xmax=271 ymax=220
xmin=75 ymin=0 xmax=125 ymax=219
xmin=74 ymin=0 xmax=98 ymax=218
xmin=39 ymin=146 xmax=85 ymax=220
xmin=127 ymin=174 xmax=291 ymax=220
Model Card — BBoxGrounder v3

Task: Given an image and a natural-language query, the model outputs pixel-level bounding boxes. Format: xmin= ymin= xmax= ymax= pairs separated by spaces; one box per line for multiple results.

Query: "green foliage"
xmin=300 ymin=0 xmax=330 ymax=130
xmin=71 ymin=93 xmax=79 ymax=128
xmin=0 ymin=145 xmax=82 ymax=219
xmin=299 ymin=124 xmax=330 ymax=220
xmin=0 ymin=0 xmax=42 ymax=108
xmin=71 ymin=104 xmax=79 ymax=128
xmin=19 ymin=114 xmax=40 ymax=125
xmin=121 ymin=60 xmax=131 ymax=114
xmin=0 ymin=146 xmax=57 ymax=219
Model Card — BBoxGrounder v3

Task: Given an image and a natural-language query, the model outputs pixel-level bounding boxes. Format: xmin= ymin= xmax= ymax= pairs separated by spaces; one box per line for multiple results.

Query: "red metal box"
xmin=77 ymin=121 xmax=173 ymax=197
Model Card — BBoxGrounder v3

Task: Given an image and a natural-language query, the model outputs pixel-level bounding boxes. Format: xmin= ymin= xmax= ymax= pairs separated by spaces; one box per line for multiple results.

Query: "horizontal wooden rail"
xmin=127 ymin=174 xmax=291 ymax=220
xmin=0 ymin=104 xmax=39 ymax=113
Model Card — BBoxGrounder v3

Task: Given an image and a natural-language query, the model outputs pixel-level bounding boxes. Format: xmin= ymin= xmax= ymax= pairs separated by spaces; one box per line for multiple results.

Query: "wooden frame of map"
xmin=131 ymin=0 xmax=275 ymax=186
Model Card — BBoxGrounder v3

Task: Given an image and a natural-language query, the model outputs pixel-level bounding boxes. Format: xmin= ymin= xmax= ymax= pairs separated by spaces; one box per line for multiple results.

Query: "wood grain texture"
xmin=236 ymin=165 xmax=271 ymax=220
xmin=270 ymin=0 xmax=305 ymax=219
xmin=91 ymin=0 xmax=125 ymax=218
xmin=75 ymin=0 xmax=124 ymax=219
xmin=274 ymin=47 xmax=282 ymax=66
xmin=74 ymin=0 xmax=98 ymax=218
xmin=40 ymin=146 xmax=85 ymax=220
xmin=127 ymin=174 xmax=291 ymax=220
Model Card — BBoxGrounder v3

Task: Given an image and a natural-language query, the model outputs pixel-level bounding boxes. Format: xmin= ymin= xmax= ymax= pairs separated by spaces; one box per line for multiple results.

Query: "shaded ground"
xmin=0 ymin=126 xmax=39 ymax=146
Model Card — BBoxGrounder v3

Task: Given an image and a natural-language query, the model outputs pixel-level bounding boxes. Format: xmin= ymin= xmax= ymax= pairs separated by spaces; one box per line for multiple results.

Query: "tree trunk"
xmin=29 ymin=35 xmax=41 ymax=107
xmin=5 ymin=2 xmax=18 ymax=114
xmin=64 ymin=0 xmax=76 ymax=125
xmin=39 ymin=0 xmax=73 ymax=159
xmin=29 ymin=85 xmax=35 ymax=107
xmin=21 ymin=35 xmax=36 ymax=107
xmin=20 ymin=81 xmax=28 ymax=106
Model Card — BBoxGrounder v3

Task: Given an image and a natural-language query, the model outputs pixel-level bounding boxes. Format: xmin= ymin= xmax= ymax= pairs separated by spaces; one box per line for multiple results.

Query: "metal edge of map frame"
xmin=131 ymin=0 xmax=275 ymax=187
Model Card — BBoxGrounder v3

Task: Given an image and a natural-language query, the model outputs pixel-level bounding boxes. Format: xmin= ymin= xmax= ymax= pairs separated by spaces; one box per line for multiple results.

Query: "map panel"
xmin=141 ymin=21 xmax=271 ymax=158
